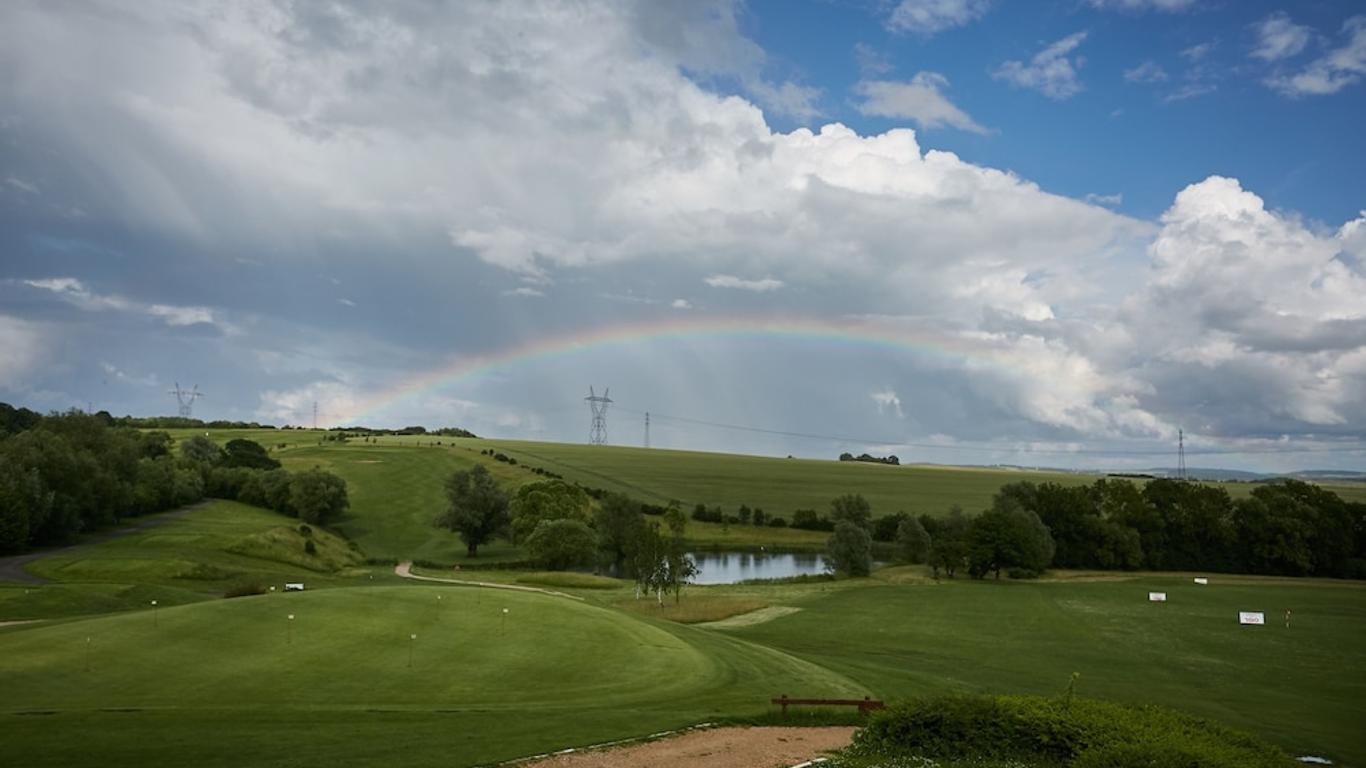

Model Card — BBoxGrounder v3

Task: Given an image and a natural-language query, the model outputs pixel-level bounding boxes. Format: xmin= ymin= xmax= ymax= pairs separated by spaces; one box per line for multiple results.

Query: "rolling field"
xmin=2 ymin=496 xmax=1365 ymax=766
xmin=732 ymin=572 xmax=1366 ymax=764
xmin=0 ymin=585 xmax=862 ymax=767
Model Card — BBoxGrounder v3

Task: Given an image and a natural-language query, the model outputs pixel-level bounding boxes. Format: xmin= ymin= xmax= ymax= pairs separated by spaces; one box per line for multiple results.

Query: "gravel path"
xmin=520 ymin=726 xmax=856 ymax=768
xmin=0 ymin=502 xmax=208 ymax=584
xmin=393 ymin=561 xmax=585 ymax=601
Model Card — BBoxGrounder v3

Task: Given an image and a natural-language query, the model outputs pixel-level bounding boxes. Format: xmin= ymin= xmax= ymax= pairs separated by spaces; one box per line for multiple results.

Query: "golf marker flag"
xmin=1148 ymin=592 xmax=1167 ymax=602
xmin=1239 ymin=612 xmax=1265 ymax=625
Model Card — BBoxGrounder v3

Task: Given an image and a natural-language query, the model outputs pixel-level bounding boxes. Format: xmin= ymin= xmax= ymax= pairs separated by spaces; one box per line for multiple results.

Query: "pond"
xmin=687 ymin=550 xmax=829 ymax=585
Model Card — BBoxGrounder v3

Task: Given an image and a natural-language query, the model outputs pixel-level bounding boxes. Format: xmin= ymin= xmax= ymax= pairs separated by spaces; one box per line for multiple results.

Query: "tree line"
xmin=822 ymin=477 xmax=1366 ymax=580
xmin=435 ymin=466 xmax=697 ymax=603
xmin=0 ymin=406 xmax=349 ymax=552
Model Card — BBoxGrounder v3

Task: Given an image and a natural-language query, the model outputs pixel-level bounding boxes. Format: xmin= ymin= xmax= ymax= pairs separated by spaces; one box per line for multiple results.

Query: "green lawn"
xmin=730 ymin=572 xmax=1366 ymax=765
xmin=0 ymin=585 xmax=862 ymax=768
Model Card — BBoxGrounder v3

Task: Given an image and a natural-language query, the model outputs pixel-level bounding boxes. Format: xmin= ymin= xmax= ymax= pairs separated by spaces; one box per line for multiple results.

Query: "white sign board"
xmin=1148 ymin=592 xmax=1167 ymax=602
xmin=284 ymin=582 xmax=305 ymax=591
xmin=1193 ymin=577 xmax=1209 ymax=585
xmin=1239 ymin=611 xmax=1265 ymax=625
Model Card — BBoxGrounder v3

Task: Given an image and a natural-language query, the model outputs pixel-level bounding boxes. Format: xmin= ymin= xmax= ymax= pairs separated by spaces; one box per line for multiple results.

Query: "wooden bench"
xmin=771 ymin=694 xmax=886 ymax=716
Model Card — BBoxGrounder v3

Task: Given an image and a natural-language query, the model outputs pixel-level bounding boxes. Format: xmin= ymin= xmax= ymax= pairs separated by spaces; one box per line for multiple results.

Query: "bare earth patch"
xmin=521 ymin=726 xmax=855 ymax=768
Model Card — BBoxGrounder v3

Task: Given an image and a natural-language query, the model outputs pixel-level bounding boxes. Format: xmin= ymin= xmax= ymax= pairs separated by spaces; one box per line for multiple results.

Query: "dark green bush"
xmin=298 ymin=524 xmax=312 ymax=537
xmin=841 ymin=694 xmax=1296 ymax=768
xmin=304 ymin=539 xmax=317 ymax=555
xmin=223 ymin=581 xmax=267 ymax=598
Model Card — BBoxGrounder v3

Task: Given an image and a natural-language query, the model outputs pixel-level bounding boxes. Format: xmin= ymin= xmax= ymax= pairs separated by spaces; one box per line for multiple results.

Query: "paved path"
xmin=393 ymin=561 xmax=585 ymax=601
xmin=0 ymin=502 xmax=208 ymax=584
xmin=518 ymin=726 xmax=855 ymax=768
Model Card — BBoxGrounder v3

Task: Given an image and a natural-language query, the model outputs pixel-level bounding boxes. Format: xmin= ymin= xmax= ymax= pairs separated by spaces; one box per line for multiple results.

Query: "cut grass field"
xmin=3 ymin=499 xmax=1365 ymax=766
xmin=0 ymin=585 xmax=863 ymax=768
xmin=730 ymin=573 xmax=1366 ymax=765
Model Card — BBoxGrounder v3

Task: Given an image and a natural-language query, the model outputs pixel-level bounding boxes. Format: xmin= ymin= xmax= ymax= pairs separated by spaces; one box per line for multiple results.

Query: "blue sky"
xmin=1 ymin=0 xmax=1364 ymax=472
xmin=737 ymin=0 xmax=1366 ymax=223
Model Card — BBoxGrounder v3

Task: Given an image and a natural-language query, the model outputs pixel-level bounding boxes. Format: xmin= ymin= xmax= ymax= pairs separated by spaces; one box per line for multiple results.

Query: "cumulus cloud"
xmin=671 ymin=299 xmax=693 ymax=309
xmin=854 ymin=74 xmax=989 ymax=134
xmin=704 ymin=275 xmax=785 ymax=292
xmin=1111 ymin=177 xmax=1366 ymax=434
xmin=1252 ymin=12 xmax=1312 ymax=62
xmin=993 ymin=32 xmax=1088 ymax=100
xmin=1266 ymin=16 xmax=1366 ymax=96
xmin=886 ymin=0 xmax=990 ymax=35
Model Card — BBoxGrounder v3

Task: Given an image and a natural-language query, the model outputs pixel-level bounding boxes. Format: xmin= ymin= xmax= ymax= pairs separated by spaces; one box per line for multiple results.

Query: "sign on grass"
xmin=1148 ymin=592 xmax=1167 ymax=602
xmin=1239 ymin=612 xmax=1265 ymax=625
xmin=285 ymin=583 xmax=305 ymax=591
xmin=1193 ymin=577 xmax=1209 ymax=585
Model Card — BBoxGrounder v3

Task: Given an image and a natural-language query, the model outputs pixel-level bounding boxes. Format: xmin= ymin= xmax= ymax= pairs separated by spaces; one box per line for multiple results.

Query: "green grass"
xmin=1 ymin=501 xmax=379 ymax=621
xmin=0 ymin=585 xmax=863 ymax=767
xmin=730 ymin=573 xmax=1366 ymax=765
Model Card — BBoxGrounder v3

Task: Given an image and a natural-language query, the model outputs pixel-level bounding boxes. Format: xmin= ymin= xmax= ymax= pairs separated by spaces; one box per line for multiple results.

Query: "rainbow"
xmin=338 ymin=314 xmax=990 ymax=424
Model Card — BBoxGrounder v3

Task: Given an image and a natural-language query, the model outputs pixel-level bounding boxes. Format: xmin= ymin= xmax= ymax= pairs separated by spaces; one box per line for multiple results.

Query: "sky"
xmin=1 ymin=0 xmax=1364 ymax=472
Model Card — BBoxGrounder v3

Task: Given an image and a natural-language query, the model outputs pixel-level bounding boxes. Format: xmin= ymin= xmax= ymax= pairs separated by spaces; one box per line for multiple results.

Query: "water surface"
xmin=688 ymin=551 xmax=828 ymax=585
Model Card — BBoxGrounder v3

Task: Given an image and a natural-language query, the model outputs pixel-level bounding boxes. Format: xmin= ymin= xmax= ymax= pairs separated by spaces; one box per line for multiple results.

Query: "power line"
xmin=611 ymin=405 xmax=1366 ymax=458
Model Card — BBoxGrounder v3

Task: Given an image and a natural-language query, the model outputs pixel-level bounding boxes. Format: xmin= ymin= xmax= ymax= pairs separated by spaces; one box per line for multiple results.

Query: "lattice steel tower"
xmin=1177 ymin=429 xmax=1188 ymax=481
xmin=585 ymin=387 xmax=612 ymax=445
xmin=169 ymin=383 xmax=204 ymax=419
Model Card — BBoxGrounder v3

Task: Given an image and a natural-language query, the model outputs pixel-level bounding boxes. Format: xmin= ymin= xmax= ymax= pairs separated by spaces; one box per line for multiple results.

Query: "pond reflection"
xmin=687 ymin=551 xmax=828 ymax=585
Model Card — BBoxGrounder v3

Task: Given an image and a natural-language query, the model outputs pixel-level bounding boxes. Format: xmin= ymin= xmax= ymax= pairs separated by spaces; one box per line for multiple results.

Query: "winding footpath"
xmin=393 ymin=561 xmax=585 ymax=601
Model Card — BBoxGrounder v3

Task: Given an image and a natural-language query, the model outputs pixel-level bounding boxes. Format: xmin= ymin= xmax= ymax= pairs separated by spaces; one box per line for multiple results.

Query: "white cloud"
xmin=1181 ymin=42 xmax=1216 ymax=61
xmin=502 ymin=287 xmax=545 ymax=298
xmin=1085 ymin=193 xmax=1123 ymax=206
xmin=257 ymin=380 xmax=359 ymax=428
xmin=337 ymin=298 xmax=356 ymax=307
xmin=887 ymin=0 xmax=990 ymax=35
xmin=704 ymin=275 xmax=785 ymax=292
xmin=1251 ymin=12 xmax=1311 ymax=62
xmin=870 ymin=389 xmax=905 ymax=419
xmin=1266 ymin=16 xmax=1366 ymax=96
xmin=1086 ymin=0 xmax=1197 ymax=11
xmin=671 ymin=298 xmax=693 ymax=309
xmin=1164 ymin=82 xmax=1217 ymax=102
xmin=993 ymin=32 xmax=1088 ymax=100
xmin=853 ymin=43 xmax=892 ymax=76
xmin=19 ymin=277 xmax=226 ymax=330
xmin=1123 ymin=61 xmax=1168 ymax=84
xmin=854 ymin=74 xmax=989 ymax=134
xmin=5 ymin=176 xmax=38 ymax=194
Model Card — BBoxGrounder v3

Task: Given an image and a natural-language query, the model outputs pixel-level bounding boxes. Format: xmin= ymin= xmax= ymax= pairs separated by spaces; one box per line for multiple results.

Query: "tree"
xmin=826 ymin=521 xmax=873 ymax=577
xmin=289 ymin=468 xmax=349 ymax=525
xmin=873 ymin=511 xmax=908 ymax=543
xmin=179 ymin=435 xmax=222 ymax=465
xmin=435 ymin=464 xmax=509 ymax=557
xmin=662 ymin=502 xmax=697 ymax=603
xmin=926 ymin=508 xmax=970 ymax=578
xmin=525 ymin=519 xmax=597 ymax=570
xmin=896 ymin=515 xmax=932 ymax=563
xmin=595 ymin=493 xmax=645 ymax=575
xmin=830 ymin=493 xmax=873 ymax=531
xmin=508 ymin=480 xmax=591 ymax=544
xmin=221 ymin=438 xmax=280 ymax=470
xmin=0 ymin=463 xmax=50 ymax=552
xmin=966 ymin=500 xmax=1055 ymax=579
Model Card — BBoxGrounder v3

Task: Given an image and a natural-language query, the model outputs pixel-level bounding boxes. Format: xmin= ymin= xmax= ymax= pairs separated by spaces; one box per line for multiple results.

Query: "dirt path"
xmin=0 ymin=502 xmax=209 ymax=584
xmin=393 ymin=561 xmax=585 ymax=601
xmin=519 ymin=726 xmax=855 ymax=768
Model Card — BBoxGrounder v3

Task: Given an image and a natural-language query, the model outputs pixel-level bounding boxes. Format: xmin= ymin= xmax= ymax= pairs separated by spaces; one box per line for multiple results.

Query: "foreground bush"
xmin=834 ymin=694 xmax=1297 ymax=768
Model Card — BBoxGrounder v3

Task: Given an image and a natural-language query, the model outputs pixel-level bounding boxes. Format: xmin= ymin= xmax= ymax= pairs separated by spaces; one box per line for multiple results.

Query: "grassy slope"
xmin=0 ymin=585 xmax=862 ymax=768
xmin=731 ymin=573 xmax=1366 ymax=765
xmin=0 ymin=501 xmax=372 ymax=621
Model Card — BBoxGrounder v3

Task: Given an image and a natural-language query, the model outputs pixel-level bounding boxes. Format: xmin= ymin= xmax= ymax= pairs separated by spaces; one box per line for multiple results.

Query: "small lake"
xmin=688 ymin=551 xmax=828 ymax=585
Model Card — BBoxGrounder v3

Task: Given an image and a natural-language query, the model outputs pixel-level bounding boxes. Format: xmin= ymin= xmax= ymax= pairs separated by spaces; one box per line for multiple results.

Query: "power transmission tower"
xmin=1177 ymin=429 xmax=1187 ymax=481
xmin=644 ymin=412 xmax=650 ymax=449
xmin=585 ymin=387 xmax=612 ymax=445
xmin=313 ymin=401 xmax=318 ymax=430
xmin=168 ymin=383 xmax=204 ymax=419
